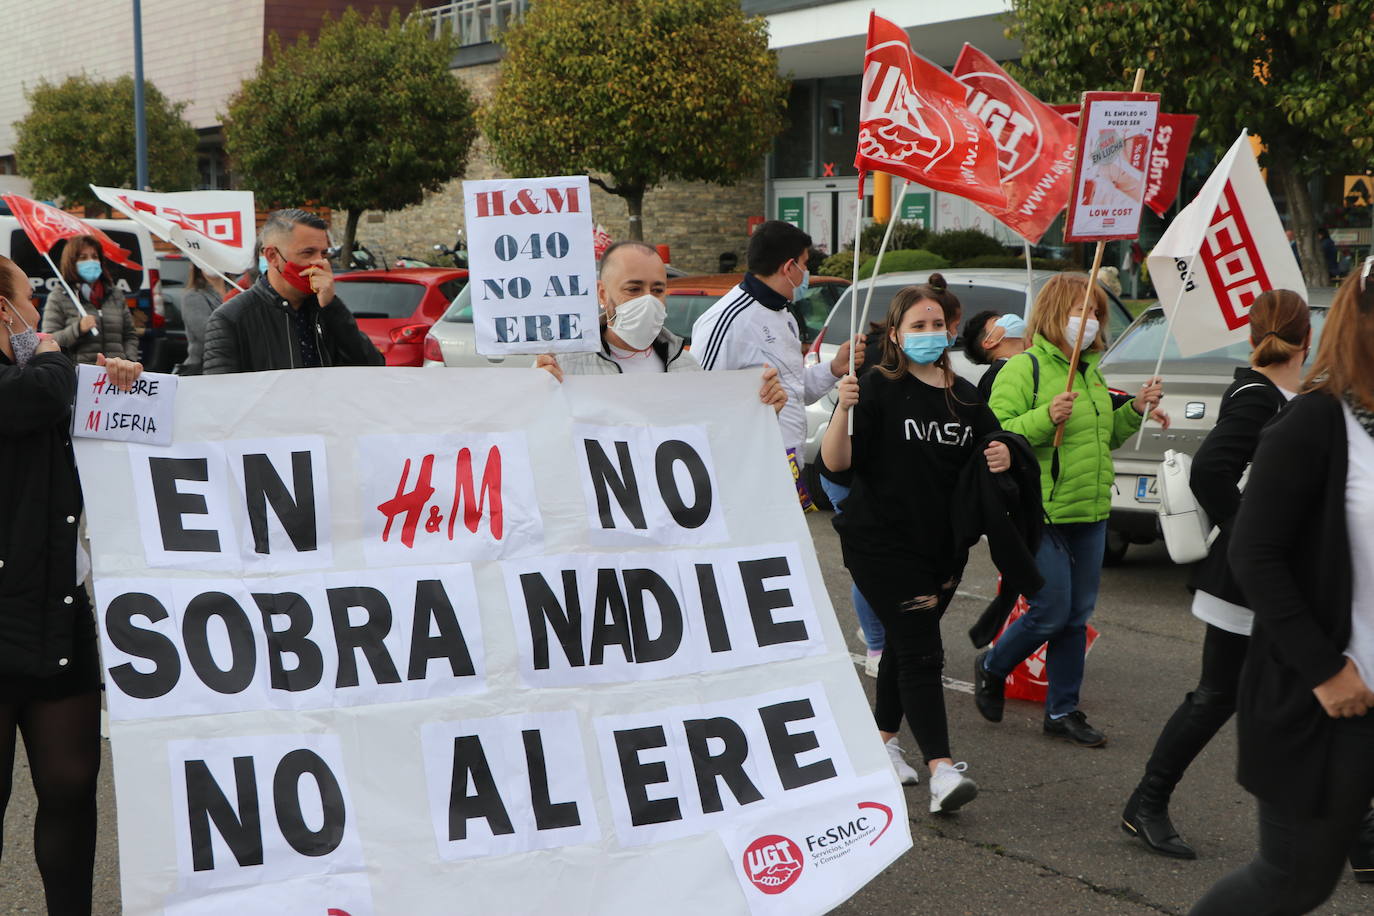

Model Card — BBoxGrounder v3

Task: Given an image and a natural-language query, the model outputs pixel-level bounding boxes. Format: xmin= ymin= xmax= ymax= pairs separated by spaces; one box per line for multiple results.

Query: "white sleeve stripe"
xmin=698 ymin=294 xmax=753 ymax=369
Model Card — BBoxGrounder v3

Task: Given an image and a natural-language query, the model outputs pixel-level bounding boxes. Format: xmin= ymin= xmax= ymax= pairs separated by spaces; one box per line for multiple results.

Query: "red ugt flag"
xmin=855 ymin=14 xmax=1006 ymax=210
xmin=1 ymin=193 xmax=142 ymax=269
xmin=953 ymin=44 xmax=1078 ymax=243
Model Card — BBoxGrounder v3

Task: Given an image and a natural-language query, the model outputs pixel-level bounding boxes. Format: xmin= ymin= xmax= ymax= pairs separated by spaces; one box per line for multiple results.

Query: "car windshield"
xmin=821 ymin=278 xmax=1133 ymax=345
xmin=336 ymin=279 xmax=425 ymax=319
xmin=441 ymin=284 xmax=474 ymax=323
xmin=1102 ymin=304 xmax=1329 ymax=373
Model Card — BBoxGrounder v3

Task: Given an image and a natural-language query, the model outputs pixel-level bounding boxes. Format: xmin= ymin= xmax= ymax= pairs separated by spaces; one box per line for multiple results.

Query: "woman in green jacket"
xmin=972 ymin=272 xmax=1162 ymax=746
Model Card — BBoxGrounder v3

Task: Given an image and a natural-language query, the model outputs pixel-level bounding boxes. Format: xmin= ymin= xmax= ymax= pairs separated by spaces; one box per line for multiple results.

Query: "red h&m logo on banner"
xmin=1203 ymin=182 xmax=1271 ymax=330
xmin=377 ymin=447 xmax=504 ymax=549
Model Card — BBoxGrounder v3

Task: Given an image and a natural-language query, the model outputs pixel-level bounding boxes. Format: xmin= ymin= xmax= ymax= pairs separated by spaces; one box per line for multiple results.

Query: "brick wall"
xmin=263 ymin=0 xmax=412 ymax=52
xmin=349 ymin=62 xmax=766 ymax=275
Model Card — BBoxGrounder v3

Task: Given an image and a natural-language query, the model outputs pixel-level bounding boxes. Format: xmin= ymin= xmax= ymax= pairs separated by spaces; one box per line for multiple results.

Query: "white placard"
xmin=72 ymin=363 xmax=177 ymax=446
xmin=1063 ymin=91 xmax=1160 ymax=242
xmin=76 ymin=368 xmax=903 ymax=916
xmin=464 ymin=175 xmax=599 ymax=355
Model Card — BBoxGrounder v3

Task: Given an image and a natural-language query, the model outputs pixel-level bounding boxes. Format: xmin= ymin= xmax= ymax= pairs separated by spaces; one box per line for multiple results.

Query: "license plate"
xmin=1135 ymin=475 xmax=1159 ymax=504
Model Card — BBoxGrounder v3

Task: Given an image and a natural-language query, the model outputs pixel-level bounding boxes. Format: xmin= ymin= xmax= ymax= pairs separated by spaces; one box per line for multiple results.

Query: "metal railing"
xmin=420 ymin=0 xmax=529 ymax=47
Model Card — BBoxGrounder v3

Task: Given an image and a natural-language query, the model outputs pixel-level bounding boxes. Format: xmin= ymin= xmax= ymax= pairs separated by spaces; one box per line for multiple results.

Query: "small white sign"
xmin=1063 ymin=91 xmax=1160 ymax=242
xmin=463 ymin=176 xmax=598 ymax=356
xmin=72 ymin=363 xmax=176 ymax=446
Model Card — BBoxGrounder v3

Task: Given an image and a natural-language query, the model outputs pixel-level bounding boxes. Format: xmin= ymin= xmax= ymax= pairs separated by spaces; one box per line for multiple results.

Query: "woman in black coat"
xmin=1121 ymin=290 xmax=1309 ymax=858
xmin=0 ymin=253 xmax=142 ymax=915
xmin=1191 ymin=267 xmax=1374 ymax=914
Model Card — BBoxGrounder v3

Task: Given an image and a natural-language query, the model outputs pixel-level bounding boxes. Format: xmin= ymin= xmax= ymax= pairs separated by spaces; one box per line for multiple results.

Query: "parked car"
xmin=799 ymin=269 xmax=1135 ymax=506
xmin=663 ymin=273 xmax=851 ymax=346
xmin=1098 ymin=289 xmax=1334 ymax=563
xmin=335 ymin=267 xmax=468 ymax=367
xmin=421 ymin=282 xmax=537 ymax=369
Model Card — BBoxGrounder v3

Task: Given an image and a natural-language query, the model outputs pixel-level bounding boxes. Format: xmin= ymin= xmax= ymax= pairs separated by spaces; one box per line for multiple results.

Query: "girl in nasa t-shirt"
xmin=821 ymin=279 xmax=1008 ymax=815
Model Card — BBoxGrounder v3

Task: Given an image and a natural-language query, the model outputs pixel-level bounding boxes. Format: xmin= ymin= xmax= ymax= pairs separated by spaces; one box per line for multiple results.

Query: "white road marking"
xmin=849 ymin=654 xmax=974 ymax=694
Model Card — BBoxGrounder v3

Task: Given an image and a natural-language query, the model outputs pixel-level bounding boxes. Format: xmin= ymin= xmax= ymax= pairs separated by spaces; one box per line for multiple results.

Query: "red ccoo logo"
xmin=743 ymin=834 xmax=804 ymax=895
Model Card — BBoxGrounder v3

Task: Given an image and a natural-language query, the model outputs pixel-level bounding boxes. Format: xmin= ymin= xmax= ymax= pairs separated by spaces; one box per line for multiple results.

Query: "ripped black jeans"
xmin=847 ymin=559 xmax=956 ymax=764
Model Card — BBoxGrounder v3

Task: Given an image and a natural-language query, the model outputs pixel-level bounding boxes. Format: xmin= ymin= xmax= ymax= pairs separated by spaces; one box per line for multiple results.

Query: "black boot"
xmin=1350 ymin=809 xmax=1374 ymax=884
xmin=1122 ymin=774 xmax=1197 ymax=859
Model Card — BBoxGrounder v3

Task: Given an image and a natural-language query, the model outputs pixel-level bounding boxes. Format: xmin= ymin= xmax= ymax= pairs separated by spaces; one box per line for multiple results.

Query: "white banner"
xmin=76 ymin=368 xmax=908 ymax=915
xmin=1063 ymin=92 xmax=1160 ymax=242
xmin=463 ymin=176 xmax=599 ymax=356
xmin=1147 ymin=131 xmax=1307 ymax=357
xmin=90 ymin=186 xmax=257 ymax=276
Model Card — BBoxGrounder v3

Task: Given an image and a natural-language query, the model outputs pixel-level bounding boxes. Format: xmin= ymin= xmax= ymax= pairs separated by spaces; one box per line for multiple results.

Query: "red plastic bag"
xmin=991 ymin=583 xmax=1100 ymax=704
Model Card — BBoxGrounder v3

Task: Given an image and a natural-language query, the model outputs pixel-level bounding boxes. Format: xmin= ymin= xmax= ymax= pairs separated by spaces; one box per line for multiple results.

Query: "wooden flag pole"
xmin=847 ymin=182 xmax=865 ymax=434
xmin=1052 ymin=67 xmax=1146 ymax=448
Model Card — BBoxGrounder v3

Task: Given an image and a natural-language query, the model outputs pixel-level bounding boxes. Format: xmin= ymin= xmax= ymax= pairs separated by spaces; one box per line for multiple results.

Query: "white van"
xmin=0 ymin=213 xmax=158 ymax=311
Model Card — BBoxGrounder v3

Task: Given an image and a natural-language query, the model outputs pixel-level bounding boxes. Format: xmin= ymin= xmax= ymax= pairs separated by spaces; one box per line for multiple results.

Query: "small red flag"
xmin=1 ymin=193 xmax=142 ymax=269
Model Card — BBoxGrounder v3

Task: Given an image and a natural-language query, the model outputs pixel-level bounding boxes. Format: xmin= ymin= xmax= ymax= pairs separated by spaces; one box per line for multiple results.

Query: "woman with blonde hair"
xmin=1191 ymin=264 xmax=1374 ymax=914
xmin=1123 ymin=289 xmax=1311 ymax=859
xmin=822 ymin=277 xmax=1010 ymax=814
xmin=972 ymin=272 xmax=1161 ymax=746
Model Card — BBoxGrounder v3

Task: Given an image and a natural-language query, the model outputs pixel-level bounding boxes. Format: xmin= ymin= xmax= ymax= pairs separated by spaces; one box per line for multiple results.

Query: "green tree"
xmin=1008 ymin=0 xmax=1374 ymax=287
xmin=224 ymin=8 xmax=478 ymax=263
xmin=13 ymin=74 xmax=198 ymax=212
xmin=483 ymin=0 xmax=789 ymax=240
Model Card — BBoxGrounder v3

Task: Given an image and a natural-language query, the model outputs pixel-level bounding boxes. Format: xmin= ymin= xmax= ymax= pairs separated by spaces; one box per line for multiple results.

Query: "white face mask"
xmin=1065 ymin=315 xmax=1100 ymax=346
xmin=607 ymin=293 xmax=666 ymax=350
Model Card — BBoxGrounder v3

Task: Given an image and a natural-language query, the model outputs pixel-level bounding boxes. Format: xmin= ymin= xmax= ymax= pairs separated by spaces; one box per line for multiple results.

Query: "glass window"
xmin=442 ymin=284 xmax=474 ymax=323
xmin=818 ymin=76 xmax=861 ymax=178
xmin=773 ymin=82 xmax=814 ymax=179
xmin=335 ymin=280 xmax=425 ymax=319
xmin=664 ymin=294 xmax=720 ymax=342
xmin=439 ymin=278 xmax=467 ymax=304
xmin=1103 ymin=305 xmax=1328 ymax=374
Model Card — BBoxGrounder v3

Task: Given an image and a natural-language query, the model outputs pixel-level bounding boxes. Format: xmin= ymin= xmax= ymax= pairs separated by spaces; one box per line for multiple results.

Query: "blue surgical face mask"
xmin=76 ymin=259 xmax=102 ymax=283
xmin=995 ymin=313 xmax=1027 ymax=338
xmin=901 ymin=331 xmax=947 ymax=365
xmin=258 ymin=255 xmax=269 ymax=275
xmin=791 ymin=264 xmax=810 ymax=303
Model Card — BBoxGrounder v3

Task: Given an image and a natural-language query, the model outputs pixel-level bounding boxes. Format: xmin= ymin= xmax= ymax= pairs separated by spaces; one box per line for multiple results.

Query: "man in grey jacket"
xmin=536 ymin=242 xmax=784 ymax=412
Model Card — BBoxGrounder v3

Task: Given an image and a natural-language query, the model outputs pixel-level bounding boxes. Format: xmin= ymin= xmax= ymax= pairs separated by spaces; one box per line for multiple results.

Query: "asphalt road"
xmin=1 ymin=513 xmax=1370 ymax=915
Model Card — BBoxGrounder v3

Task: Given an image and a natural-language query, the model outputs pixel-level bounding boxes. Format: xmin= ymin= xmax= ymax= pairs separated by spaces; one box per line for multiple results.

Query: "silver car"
xmin=1098 ymin=289 xmax=1333 ymax=563
xmin=801 ymin=269 xmax=1134 ymax=505
xmin=422 ymin=283 xmax=537 ymax=368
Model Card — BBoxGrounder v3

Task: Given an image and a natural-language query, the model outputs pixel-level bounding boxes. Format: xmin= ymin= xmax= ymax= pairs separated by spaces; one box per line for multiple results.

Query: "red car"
xmin=334 ymin=267 xmax=469 ymax=366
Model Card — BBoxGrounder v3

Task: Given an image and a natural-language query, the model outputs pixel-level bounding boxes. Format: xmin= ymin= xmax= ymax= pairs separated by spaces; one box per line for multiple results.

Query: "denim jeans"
xmin=818 ymin=476 xmax=885 ymax=652
xmin=984 ymin=521 xmax=1106 ymax=718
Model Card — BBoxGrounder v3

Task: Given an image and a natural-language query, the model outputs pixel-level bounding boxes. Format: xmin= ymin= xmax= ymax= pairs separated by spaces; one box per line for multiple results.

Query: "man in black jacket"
xmin=202 ymin=209 xmax=383 ymax=373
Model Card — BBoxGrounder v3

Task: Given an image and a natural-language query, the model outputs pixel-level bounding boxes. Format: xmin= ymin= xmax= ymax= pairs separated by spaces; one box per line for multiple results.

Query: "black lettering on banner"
xmin=185 ymin=757 xmax=263 ymax=871
xmin=254 ymin=592 xmax=324 ymax=693
xmin=589 ymin=568 xmax=632 ymax=666
xmin=448 ymin=736 xmax=515 ymax=840
xmin=408 ymin=579 xmax=476 ymax=680
xmin=148 ymin=457 xmax=221 ymax=553
xmin=326 ymin=587 xmax=401 ymax=688
xmin=182 ymin=592 xmax=257 ymax=695
xmin=521 ymin=729 xmax=580 ymax=830
xmin=683 ymin=717 xmax=764 ymax=814
xmin=583 ymin=439 xmax=646 ymax=530
xmin=759 ymin=699 xmax=837 ymax=790
xmin=624 ymin=568 xmax=683 ymax=664
xmin=614 ymin=725 xmax=682 ymax=827
xmin=105 ymin=592 xmax=181 ymax=699
xmin=521 ymin=571 xmax=583 ymax=669
xmin=740 ymin=557 xmax=808 ymax=647
xmin=242 ymin=451 xmax=318 ymax=555
xmin=271 ymin=749 xmax=346 ymax=858
xmin=694 ymin=564 xmax=732 ymax=653
xmin=654 ymin=440 xmax=712 ymax=529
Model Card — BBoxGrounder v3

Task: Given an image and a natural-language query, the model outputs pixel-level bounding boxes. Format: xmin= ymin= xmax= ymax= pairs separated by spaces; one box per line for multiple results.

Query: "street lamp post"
xmin=132 ymin=0 xmax=148 ymax=190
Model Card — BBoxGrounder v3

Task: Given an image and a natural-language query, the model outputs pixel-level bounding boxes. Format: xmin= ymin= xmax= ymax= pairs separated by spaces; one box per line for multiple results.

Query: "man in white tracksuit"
xmin=691 ymin=220 xmax=863 ymax=463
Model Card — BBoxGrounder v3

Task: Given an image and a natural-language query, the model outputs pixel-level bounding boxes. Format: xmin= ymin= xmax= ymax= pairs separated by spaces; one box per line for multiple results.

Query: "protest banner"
xmin=1146 ymin=130 xmax=1306 ymax=359
xmin=90 ymin=186 xmax=257 ymax=287
xmin=953 ymin=44 xmax=1078 ymax=245
xmin=71 ymin=363 xmax=177 ymax=446
xmin=76 ymin=368 xmax=910 ymax=915
xmin=1063 ymin=91 xmax=1160 ymax=243
xmin=463 ymin=176 xmax=599 ymax=356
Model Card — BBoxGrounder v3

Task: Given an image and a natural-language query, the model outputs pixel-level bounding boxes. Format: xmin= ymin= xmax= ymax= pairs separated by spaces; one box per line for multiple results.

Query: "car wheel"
xmin=802 ymin=463 xmax=832 ymax=511
xmin=1103 ymin=530 xmax=1130 ymax=566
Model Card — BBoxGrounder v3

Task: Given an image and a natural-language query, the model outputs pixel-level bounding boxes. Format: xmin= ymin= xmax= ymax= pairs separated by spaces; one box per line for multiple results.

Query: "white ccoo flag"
xmin=90 ymin=186 xmax=257 ymax=277
xmin=1147 ymin=131 xmax=1306 ymax=357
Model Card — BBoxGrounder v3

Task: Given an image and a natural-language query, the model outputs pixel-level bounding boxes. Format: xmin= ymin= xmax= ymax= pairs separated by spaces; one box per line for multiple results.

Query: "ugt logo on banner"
xmin=464 ymin=176 xmax=599 ymax=356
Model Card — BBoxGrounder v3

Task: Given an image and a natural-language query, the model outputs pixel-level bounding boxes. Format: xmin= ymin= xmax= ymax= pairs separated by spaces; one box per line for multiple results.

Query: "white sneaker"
xmin=929 ymin=761 xmax=978 ymax=814
xmin=885 ymin=737 xmax=920 ymax=785
xmin=864 ymin=652 xmax=882 ymax=679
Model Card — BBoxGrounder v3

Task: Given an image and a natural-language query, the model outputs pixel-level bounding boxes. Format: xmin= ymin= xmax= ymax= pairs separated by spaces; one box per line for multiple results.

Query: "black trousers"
xmin=848 ymin=559 xmax=954 ymax=765
xmin=1190 ymin=713 xmax=1374 ymax=915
